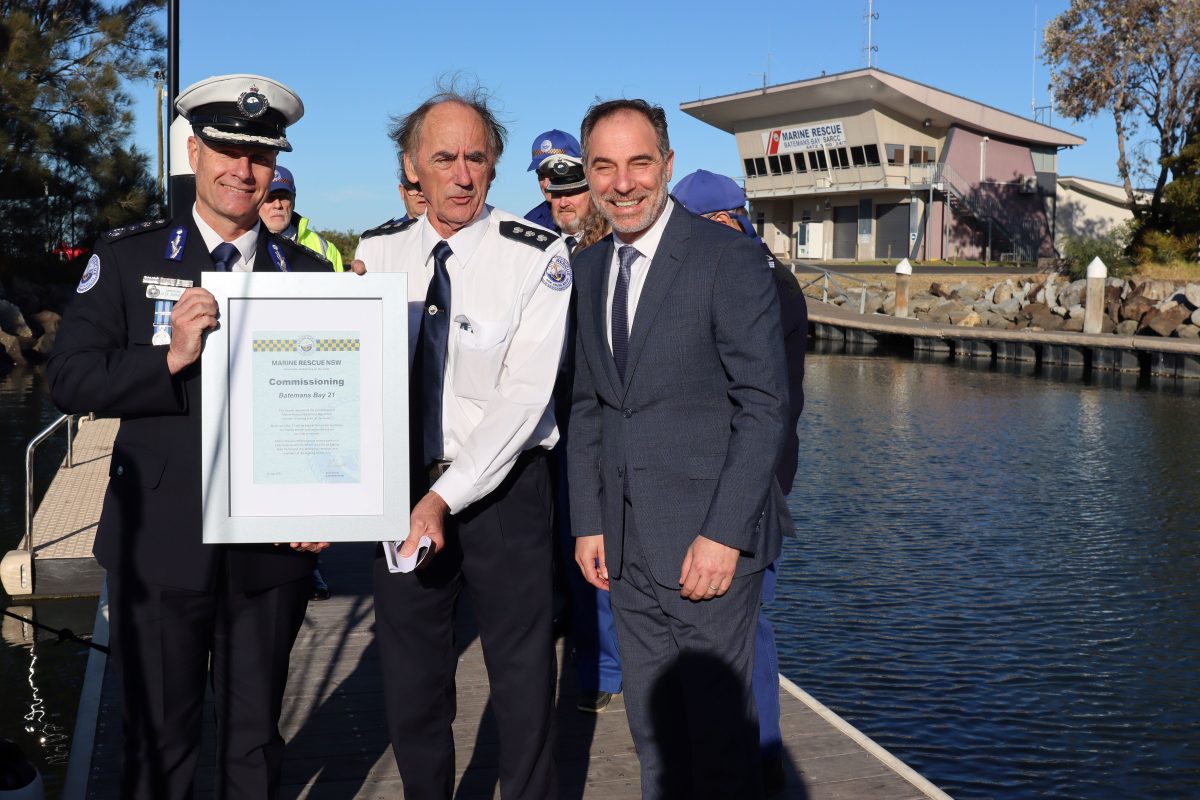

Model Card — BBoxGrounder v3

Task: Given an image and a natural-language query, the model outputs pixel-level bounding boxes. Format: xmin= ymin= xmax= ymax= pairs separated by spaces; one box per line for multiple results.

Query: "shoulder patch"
xmin=360 ymin=216 xmax=417 ymax=240
xmin=104 ymin=218 xmax=168 ymax=241
xmin=77 ymin=254 xmax=101 ymax=293
xmin=500 ymin=221 xmax=558 ymax=251
xmin=541 ymin=254 xmax=572 ymax=292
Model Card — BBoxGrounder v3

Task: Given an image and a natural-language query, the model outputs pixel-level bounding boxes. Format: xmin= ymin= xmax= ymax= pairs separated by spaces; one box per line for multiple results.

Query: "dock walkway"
xmin=76 ymin=542 xmax=949 ymax=799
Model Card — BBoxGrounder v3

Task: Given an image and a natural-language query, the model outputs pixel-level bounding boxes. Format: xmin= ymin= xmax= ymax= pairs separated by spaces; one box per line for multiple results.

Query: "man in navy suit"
xmin=567 ymin=99 xmax=791 ymax=799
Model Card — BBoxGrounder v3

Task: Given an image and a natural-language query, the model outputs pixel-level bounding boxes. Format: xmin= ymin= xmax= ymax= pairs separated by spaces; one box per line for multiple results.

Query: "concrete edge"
xmin=62 ymin=579 xmax=108 ymax=800
xmin=778 ymin=674 xmax=954 ymax=800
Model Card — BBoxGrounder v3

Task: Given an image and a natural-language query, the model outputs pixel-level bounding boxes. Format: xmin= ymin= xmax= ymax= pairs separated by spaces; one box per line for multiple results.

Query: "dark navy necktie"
xmin=612 ymin=245 xmax=638 ymax=382
xmin=210 ymin=242 xmax=238 ymax=271
xmin=565 ymin=235 xmax=578 ymax=255
xmin=417 ymin=240 xmax=453 ymax=467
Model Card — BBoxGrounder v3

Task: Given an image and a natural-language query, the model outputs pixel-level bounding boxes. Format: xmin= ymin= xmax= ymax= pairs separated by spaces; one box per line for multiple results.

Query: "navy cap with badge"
xmin=269 ymin=165 xmax=297 ymax=195
xmin=673 ymin=169 xmax=757 ymax=238
xmin=176 ymin=74 xmax=304 ymax=152
xmin=527 ymin=129 xmax=581 ymax=172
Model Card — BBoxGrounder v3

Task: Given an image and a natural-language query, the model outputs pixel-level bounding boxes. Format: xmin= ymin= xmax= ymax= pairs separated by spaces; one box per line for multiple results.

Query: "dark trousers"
xmin=107 ymin=565 xmax=309 ymax=800
xmin=373 ymin=451 xmax=558 ymax=800
xmin=610 ymin=500 xmax=764 ymax=800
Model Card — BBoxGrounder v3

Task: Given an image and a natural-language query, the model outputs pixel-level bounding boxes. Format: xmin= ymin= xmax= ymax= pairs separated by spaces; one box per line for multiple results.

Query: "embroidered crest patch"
xmin=541 ymin=255 xmax=572 ymax=291
xmin=77 ymin=254 xmax=101 ymax=293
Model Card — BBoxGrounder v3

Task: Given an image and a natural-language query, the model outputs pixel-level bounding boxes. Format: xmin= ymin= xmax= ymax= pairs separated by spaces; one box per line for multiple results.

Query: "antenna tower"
xmin=865 ymin=0 xmax=879 ymax=67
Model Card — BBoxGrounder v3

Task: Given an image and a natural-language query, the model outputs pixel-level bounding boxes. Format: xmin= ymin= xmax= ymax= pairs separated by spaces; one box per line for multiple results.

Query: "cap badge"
xmin=236 ymin=86 xmax=269 ymax=118
xmin=540 ymin=139 xmax=553 ymax=152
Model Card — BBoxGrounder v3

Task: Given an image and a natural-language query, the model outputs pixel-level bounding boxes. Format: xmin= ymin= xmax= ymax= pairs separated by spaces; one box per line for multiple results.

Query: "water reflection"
xmin=775 ymin=350 xmax=1200 ymax=800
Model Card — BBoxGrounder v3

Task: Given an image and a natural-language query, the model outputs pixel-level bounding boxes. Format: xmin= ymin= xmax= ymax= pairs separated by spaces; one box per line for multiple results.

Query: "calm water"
xmin=773 ymin=347 xmax=1200 ymax=799
xmin=0 ymin=366 xmax=89 ymax=798
xmin=3 ymin=354 xmax=1199 ymax=799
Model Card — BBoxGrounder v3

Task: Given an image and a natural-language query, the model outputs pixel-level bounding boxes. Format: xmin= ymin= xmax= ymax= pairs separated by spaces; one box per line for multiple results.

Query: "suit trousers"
xmin=373 ymin=450 xmax=558 ymax=800
xmin=610 ymin=499 xmax=764 ymax=800
xmin=106 ymin=563 xmax=310 ymax=800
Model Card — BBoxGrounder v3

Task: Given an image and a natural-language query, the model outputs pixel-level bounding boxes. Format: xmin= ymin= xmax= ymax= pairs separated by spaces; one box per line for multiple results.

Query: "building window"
xmin=851 ymin=146 xmax=866 ymax=167
xmin=886 ymin=143 xmax=905 ymax=166
xmin=794 ymin=153 xmax=807 ymax=173
xmin=744 ymin=157 xmax=769 ymax=177
xmin=768 ymin=154 xmax=793 ymax=175
xmin=858 ymin=199 xmax=873 ymax=238
xmin=755 ymin=211 xmax=765 ymax=238
xmin=829 ymin=147 xmax=850 ymax=169
xmin=909 ymin=145 xmax=936 ymax=165
xmin=754 ymin=157 xmax=767 ymax=175
xmin=864 ymin=144 xmax=881 ymax=165
xmin=796 ymin=223 xmax=808 ymax=247
xmin=807 ymin=151 xmax=828 ymax=171
xmin=743 ymin=158 xmax=757 ymax=177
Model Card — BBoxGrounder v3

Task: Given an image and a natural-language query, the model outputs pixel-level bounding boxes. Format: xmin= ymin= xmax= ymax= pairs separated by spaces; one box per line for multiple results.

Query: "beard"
xmin=597 ymin=177 xmax=669 ymax=237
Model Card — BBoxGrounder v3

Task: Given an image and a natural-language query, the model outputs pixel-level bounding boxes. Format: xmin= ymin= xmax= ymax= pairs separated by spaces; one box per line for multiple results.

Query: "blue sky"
xmin=128 ymin=0 xmax=1118 ymax=235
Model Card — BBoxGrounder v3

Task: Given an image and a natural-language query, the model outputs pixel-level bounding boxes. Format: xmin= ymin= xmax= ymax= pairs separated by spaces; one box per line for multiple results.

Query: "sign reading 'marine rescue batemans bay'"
xmin=763 ymin=121 xmax=847 ymax=154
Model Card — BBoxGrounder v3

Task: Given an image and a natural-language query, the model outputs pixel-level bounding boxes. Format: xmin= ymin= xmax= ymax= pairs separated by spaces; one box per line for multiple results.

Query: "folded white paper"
xmin=383 ymin=535 xmax=432 ymax=573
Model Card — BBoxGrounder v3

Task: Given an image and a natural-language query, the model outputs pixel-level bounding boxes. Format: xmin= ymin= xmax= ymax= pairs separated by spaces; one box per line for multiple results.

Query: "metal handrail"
xmin=796 ymin=268 xmax=870 ymax=313
xmin=24 ymin=414 xmax=76 ymax=552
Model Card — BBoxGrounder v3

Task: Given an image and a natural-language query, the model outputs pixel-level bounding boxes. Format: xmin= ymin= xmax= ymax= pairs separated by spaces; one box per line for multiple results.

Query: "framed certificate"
xmin=200 ymin=272 xmax=409 ymax=543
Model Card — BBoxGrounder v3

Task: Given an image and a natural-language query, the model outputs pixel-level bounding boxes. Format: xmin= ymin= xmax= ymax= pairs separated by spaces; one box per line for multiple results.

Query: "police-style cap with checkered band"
xmin=176 ymin=74 xmax=304 ymax=152
xmin=527 ymin=129 xmax=581 ymax=172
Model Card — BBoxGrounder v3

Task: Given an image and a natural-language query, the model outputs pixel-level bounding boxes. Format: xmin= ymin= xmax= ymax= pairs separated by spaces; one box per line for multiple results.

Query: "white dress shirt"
xmin=354 ymin=205 xmax=572 ymax=514
xmin=605 ymin=198 xmax=676 ymax=350
xmin=191 ymin=208 xmax=259 ymax=271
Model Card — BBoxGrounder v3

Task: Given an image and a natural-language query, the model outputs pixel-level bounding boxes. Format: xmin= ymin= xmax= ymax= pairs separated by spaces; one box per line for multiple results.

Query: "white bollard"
xmin=1083 ymin=257 xmax=1107 ymax=334
xmin=894 ymin=258 xmax=913 ymax=318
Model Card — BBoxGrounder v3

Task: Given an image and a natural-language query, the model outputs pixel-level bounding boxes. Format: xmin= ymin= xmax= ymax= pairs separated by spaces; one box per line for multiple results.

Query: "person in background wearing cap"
xmin=259 ymin=165 xmax=346 ymax=273
xmin=399 ymin=169 xmax=428 ymax=222
xmin=673 ymin=168 xmax=808 ymax=794
xmin=523 ymin=128 xmax=581 ymax=231
xmin=526 ymin=135 xmax=625 ymax=712
xmin=47 ymin=74 xmax=334 ymax=800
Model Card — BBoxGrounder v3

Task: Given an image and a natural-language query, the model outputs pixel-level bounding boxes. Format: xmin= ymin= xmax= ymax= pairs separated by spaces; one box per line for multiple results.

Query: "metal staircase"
xmin=915 ymin=163 xmax=1042 ymax=262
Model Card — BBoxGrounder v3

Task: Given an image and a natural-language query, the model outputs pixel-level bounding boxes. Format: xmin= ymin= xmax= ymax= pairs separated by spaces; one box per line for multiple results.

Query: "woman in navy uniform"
xmin=47 ymin=74 xmax=334 ymax=800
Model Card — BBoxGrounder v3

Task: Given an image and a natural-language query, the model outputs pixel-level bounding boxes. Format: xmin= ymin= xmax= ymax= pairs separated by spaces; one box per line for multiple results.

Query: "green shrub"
xmin=1062 ymin=222 xmax=1134 ymax=279
xmin=1134 ymin=229 xmax=1199 ymax=266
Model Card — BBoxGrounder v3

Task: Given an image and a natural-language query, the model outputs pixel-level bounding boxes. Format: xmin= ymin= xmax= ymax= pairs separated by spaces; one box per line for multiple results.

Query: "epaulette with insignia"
xmin=104 ymin=219 xmax=169 ymax=240
xmin=360 ymin=216 xmax=417 ymax=240
xmin=500 ymin=221 xmax=558 ymax=251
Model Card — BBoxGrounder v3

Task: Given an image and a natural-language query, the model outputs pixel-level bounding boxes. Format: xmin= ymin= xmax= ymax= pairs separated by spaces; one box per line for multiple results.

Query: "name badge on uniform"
xmin=142 ymin=276 xmax=193 ymax=345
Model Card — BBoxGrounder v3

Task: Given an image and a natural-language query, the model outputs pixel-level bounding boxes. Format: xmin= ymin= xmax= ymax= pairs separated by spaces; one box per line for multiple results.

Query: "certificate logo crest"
xmin=297 ymin=336 xmax=316 ymax=353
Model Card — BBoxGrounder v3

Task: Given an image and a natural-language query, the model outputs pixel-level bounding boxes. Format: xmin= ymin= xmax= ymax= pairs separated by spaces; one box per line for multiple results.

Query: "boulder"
xmin=1101 ymin=315 xmax=1117 ymax=334
xmin=32 ymin=329 xmax=57 ymax=357
xmin=1133 ymin=279 xmax=1176 ymax=302
xmin=993 ymin=282 xmax=1014 ymax=304
xmin=1067 ymin=303 xmax=1087 ymax=319
xmin=981 ymin=311 xmax=1009 ymax=329
xmin=1116 ymin=319 xmax=1139 ymax=336
xmin=995 ymin=298 xmax=1022 ymax=319
xmin=950 ymin=282 xmax=982 ymax=302
xmin=1139 ymin=304 xmax=1192 ymax=337
xmin=930 ymin=299 xmax=968 ymax=324
xmin=1105 ymin=285 xmax=1124 ymax=320
xmin=1062 ymin=317 xmax=1085 ymax=332
xmin=952 ymin=310 xmax=982 ymax=327
xmin=909 ymin=293 xmax=937 ymax=314
xmin=1120 ymin=294 xmax=1155 ymax=323
xmin=1185 ymin=283 xmax=1200 ymax=310
xmin=31 ymin=310 xmax=60 ymax=336
xmin=1192 ymin=308 xmax=1200 ymax=327
xmin=1052 ymin=305 xmax=1068 ymax=317
xmin=1176 ymin=324 xmax=1200 ymax=340
xmin=0 ymin=299 xmax=32 ymax=338
xmin=0 ymin=330 xmax=26 ymax=366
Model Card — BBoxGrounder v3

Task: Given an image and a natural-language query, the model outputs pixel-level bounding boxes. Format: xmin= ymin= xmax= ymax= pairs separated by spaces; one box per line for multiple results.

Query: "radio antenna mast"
xmin=865 ymin=0 xmax=879 ymax=67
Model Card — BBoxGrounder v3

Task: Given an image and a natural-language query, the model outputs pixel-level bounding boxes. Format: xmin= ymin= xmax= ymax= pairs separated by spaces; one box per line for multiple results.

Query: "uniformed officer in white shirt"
xmin=355 ymin=88 xmax=571 ymax=800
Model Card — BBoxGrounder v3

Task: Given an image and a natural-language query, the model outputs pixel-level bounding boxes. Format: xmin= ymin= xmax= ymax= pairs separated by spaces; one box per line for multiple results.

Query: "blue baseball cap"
xmin=528 ymin=129 xmax=581 ymax=172
xmin=673 ymin=169 xmax=756 ymax=237
xmin=269 ymin=165 xmax=296 ymax=195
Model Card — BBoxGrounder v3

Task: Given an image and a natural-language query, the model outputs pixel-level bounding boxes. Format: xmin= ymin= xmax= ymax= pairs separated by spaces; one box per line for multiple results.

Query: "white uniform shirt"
xmin=604 ymin=198 xmax=675 ymax=350
xmin=191 ymin=208 xmax=259 ymax=271
xmin=354 ymin=206 xmax=572 ymax=514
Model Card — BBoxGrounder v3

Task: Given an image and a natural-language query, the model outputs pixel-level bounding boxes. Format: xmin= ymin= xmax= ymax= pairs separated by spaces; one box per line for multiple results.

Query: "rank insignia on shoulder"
xmin=164 ymin=226 xmax=187 ymax=261
xmin=104 ymin=219 xmax=168 ymax=241
xmin=76 ymin=254 xmax=101 ymax=293
xmin=360 ymin=216 xmax=417 ymax=240
xmin=541 ymin=254 xmax=572 ymax=291
xmin=500 ymin=221 xmax=557 ymax=251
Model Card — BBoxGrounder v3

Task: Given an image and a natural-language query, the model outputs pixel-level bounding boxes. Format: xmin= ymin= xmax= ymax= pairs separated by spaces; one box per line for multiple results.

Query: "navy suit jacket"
xmin=567 ymin=203 xmax=793 ymax=587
